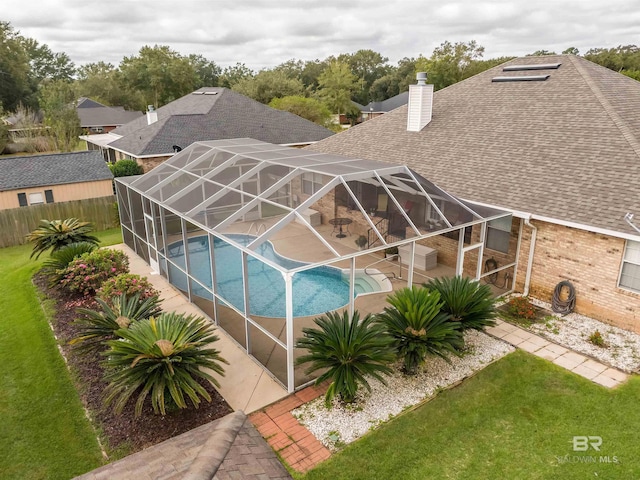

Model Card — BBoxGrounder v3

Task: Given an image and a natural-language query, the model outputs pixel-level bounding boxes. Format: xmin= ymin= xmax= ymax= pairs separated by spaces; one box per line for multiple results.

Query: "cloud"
xmin=4 ymin=0 xmax=640 ymax=68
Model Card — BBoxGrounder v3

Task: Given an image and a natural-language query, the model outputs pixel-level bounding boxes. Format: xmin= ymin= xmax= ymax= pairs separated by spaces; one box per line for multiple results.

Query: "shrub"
xmin=424 ymin=276 xmax=496 ymax=332
xmin=355 ymin=235 xmax=368 ymax=248
xmin=296 ymin=311 xmax=395 ymax=407
xmin=109 ymin=159 xmax=143 ymax=177
xmin=376 ymin=286 xmax=463 ymax=375
xmin=71 ymin=293 xmax=162 ymax=353
xmin=26 ymin=218 xmax=100 ymax=259
xmin=506 ymin=296 xmax=537 ymax=320
xmin=97 ymin=274 xmax=159 ymax=303
xmin=103 ymin=313 xmax=228 ymax=416
xmin=60 ymin=248 xmax=129 ymax=296
xmin=42 ymin=241 xmax=97 ymax=286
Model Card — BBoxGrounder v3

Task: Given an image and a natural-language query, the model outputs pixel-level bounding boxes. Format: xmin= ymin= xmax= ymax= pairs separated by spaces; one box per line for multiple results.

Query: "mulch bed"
xmin=33 ymin=272 xmax=232 ymax=457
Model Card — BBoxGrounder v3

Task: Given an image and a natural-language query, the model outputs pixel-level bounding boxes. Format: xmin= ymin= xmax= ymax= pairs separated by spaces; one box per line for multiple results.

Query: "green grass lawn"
xmin=301 ymin=351 xmax=640 ymax=480
xmin=0 ymin=228 xmax=122 ymax=480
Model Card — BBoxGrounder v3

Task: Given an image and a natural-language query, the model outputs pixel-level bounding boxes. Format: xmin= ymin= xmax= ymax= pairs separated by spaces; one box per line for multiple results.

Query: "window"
xmin=619 ymin=240 xmax=640 ymax=292
xmin=486 ymin=216 xmax=512 ymax=253
xmin=28 ymin=192 xmax=44 ymax=205
xmin=17 ymin=193 xmax=27 ymax=207
xmin=426 ymin=198 xmax=446 ymax=223
xmin=45 ymin=190 xmax=54 ymax=203
xmin=301 ymin=172 xmax=323 ymax=195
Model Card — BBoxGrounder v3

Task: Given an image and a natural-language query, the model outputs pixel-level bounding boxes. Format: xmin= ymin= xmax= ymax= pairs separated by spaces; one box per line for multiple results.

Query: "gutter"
xmin=523 ymin=215 xmax=537 ymax=296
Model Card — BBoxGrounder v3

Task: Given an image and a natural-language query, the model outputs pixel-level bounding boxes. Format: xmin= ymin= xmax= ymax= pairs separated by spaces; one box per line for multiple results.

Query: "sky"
xmin=4 ymin=0 xmax=640 ymax=70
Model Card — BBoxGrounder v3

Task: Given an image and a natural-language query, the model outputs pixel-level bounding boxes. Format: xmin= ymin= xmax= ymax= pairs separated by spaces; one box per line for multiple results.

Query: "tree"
xmin=376 ymin=286 xmax=463 ymax=374
xmin=0 ymin=21 xmax=32 ymax=111
xmin=527 ymin=50 xmax=557 ymax=56
xmin=103 ymin=313 xmax=228 ymax=416
xmin=339 ymin=49 xmax=390 ymax=104
xmin=584 ymin=45 xmax=640 ymax=73
xmin=219 ymin=62 xmax=254 ymax=88
xmin=232 ymin=69 xmax=304 ymax=104
xmin=38 ymin=79 xmax=81 ymax=152
xmin=26 ymin=218 xmax=99 ymax=259
xmin=416 ymin=40 xmax=486 ymax=91
xmin=20 ymin=38 xmax=75 ymax=83
xmin=77 ymin=62 xmax=145 ymax=111
xmin=188 ymin=54 xmax=221 ymax=88
xmin=317 ymin=60 xmax=357 ymax=114
xmin=119 ymin=45 xmax=197 ymax=108
xmin=563 ymin=47 xmax=580 ymax=55
xmin=296 ymin=311 xmax=395 ymax=406
xmin=269 ymin=95 xmax=333 ymax=127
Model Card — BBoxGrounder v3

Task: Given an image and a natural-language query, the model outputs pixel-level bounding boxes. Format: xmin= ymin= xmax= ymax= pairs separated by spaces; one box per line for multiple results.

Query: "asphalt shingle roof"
xmin=307 ymin=55 xmax=640 ymax=236
xmin=107 ymin=88 xmax=334 ymax=157
xmin=0 ymin=151 xmax=113 ymax=191
xmin=361 ymin=91 xmax=409 ymax=113
xmin=76 ymin=97 xmax=143 ymax=128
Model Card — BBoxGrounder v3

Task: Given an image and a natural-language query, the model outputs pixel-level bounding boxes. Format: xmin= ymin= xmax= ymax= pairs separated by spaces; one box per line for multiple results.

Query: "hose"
xmin=552 ymin=280 xmax=576 ymax=315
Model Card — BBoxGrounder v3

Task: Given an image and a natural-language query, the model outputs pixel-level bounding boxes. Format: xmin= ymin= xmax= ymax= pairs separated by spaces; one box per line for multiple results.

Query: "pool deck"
xmin=109 ymin=243 xmax=289 ymax=414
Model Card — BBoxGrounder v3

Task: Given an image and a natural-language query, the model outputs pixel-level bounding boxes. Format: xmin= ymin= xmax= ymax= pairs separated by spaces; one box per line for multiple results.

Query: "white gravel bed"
xmin=523 ymin=297 xmax=640 ymax=373
xmin=291 ymin=330 xmax=514 ymax=450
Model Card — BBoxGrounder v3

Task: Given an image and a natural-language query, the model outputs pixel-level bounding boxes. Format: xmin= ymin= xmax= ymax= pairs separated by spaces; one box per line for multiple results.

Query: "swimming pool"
xmin=164 ymin=234 xmax=387 ymax=318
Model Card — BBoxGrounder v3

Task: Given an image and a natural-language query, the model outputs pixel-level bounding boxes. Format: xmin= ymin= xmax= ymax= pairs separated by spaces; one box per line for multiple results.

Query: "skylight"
xmin=492 ymin=75 xmax=550 ymax=83
xmin=503 ymin=63 xmax=562 ymax=71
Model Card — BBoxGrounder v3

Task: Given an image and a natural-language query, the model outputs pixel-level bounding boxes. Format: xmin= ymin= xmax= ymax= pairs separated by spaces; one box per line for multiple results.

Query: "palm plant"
xmin=71 ymin=293 xmax=162 ymax=353
xmin=424 ymin=276 xmax=496 ymax=332
xmin=376 ymin=286 xmax=463 ymax=375
xmin=296 ymin=310 xmax=395 ymax=407
xmin=103 ymin=312 xmax=228 ymax=416
xmin=27 ymin=218 xmax=100 ymax=259
xmin=42 ymin=241 xmax=97 ymax=286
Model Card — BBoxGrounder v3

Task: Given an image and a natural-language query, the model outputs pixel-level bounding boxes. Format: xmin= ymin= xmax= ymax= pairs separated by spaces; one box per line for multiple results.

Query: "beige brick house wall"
xmin=515 ymin=220 xmax=640 ymax=332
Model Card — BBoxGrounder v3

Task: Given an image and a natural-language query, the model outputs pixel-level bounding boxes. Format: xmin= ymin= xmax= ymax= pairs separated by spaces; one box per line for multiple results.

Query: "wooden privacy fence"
xmin=0 ymin=195 xmax=118 ymax=248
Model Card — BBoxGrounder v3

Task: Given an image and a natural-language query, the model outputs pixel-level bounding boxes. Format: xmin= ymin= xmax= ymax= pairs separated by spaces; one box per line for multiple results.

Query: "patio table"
xmin=329 ymin=217 xmax=352 ymax=238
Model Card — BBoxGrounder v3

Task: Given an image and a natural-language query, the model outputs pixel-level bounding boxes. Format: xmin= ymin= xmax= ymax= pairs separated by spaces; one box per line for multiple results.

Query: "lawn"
xmin=301 ymin=350 xmax=640 ymax=480
xmin=0 ymin=228 xmax=122 ymax=480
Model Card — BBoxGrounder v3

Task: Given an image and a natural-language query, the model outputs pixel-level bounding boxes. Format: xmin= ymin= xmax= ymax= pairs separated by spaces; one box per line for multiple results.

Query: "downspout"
xmin=523 ymin=215 xmax=537 ymax=296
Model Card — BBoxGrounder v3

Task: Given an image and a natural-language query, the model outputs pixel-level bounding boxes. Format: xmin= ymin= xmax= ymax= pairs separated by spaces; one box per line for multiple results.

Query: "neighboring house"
xmin=0 ymin=150 xmax=113 ymax=210
xmin=76 ymin=97 xmax=143 ymax=135
xmin=308 ymin=54 xmax=640 ymax=332
xmin=360 ymin=91 xmax=409 ymax=121
xmin=82 ymin=88 xmax=334 ymax=171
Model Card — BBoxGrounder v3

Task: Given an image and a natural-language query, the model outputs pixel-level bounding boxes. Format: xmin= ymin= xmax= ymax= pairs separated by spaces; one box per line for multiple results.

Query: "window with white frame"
xmin=619 ymin=240 xmax=640 ymax=292
xmin=28 ymin=192 xmax=44 ymax=205
xmin=301 ymin=172 xmax=323 ymax=195
xmin=426 ymin=198 xmax=446 ymax=224
xmin=486 ymin=216 xmax=512 ymax=253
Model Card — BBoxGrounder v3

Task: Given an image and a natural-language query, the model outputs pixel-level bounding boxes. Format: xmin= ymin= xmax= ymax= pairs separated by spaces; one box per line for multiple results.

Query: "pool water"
xmin=165 ymin=234 xmax=378 ymax=318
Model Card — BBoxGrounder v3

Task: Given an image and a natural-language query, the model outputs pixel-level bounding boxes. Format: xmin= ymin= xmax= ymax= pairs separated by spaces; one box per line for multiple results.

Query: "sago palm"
xmin=376 ymin=286 xmax=463 ymax=375
xmin=27 ymin=218 xmax=100 ymax=259
xmin=71 ymin=293 xmax=162 ymax=353
xmin=103 ymin=312 xmax=228 ymax=416
xmin=425 ymin=276 xmax=496 ymax=332
xmin=296 ymin=310 xmax=395 ymax=407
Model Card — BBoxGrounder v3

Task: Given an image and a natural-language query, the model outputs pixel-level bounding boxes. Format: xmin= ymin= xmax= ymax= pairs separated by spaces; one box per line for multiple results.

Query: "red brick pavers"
xmin=250 ymin=384 xmax=331 ymax=473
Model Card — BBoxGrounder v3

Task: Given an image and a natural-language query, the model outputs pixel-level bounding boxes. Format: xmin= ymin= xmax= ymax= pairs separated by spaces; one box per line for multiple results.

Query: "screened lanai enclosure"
xmin=115 ymin=138 xmax=517 ymax=392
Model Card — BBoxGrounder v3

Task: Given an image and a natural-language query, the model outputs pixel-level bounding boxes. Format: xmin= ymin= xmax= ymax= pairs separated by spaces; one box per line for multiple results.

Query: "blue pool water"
xmin=165 ymin=234 xmax=354 ymax=318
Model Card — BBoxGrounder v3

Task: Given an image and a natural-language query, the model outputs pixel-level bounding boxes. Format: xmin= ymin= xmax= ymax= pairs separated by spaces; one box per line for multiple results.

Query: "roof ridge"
xmin=569 ymin=55 xmax=640 ymax=159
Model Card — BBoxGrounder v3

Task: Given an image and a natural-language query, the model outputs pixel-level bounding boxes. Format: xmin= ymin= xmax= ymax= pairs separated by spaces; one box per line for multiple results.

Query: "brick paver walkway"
xmin=250 ymin=384 xmax=331 ymax=473
xmin=486 ymin=319 xmax=629 ymax=388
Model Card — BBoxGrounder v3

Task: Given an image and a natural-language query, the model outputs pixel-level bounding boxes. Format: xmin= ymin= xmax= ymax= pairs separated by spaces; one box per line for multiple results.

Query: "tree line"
xmin=2 ymin=19 xmax=640 ymax=146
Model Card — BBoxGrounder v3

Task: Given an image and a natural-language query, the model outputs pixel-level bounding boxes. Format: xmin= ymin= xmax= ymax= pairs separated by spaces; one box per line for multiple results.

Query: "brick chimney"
xmin=406 ymin=72 xmax=434 ymax=132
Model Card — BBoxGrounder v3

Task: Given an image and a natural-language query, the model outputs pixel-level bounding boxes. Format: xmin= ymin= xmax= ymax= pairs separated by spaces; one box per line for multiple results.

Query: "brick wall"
xmin=515 ymin=220 xmax=640 ymax=332
xmin=138 ymin=156 xmax=171 ymax=172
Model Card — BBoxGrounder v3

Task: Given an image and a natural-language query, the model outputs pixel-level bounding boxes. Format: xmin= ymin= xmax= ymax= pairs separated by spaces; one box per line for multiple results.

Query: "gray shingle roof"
xmin=106 ymin=88 xmax=334 ymax=157
xmin=362 ymin=91 xmax=409 ymax=113
xmin=0 ymin=151 xmax=113 ymax=191
xmin=307 ymin=55 xmax=640 ymax=236
xmin=76 ymin=98 xmax=143 ymax=128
